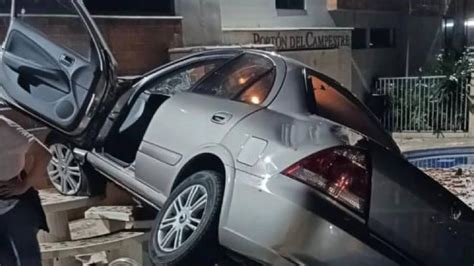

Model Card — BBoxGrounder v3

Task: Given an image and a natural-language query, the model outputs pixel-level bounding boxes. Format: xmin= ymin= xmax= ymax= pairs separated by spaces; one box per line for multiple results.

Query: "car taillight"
xmin=282 ymin=146 xmax=370 ymax=214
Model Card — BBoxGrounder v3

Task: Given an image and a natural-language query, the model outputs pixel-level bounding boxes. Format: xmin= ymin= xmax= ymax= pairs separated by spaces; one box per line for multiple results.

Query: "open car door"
xmin=0 ymin=0 xmax=117 ymax=144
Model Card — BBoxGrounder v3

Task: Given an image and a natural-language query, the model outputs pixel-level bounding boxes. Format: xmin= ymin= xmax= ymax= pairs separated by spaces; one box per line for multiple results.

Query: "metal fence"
xmin=376 ymin=75 xmax=470 ymax=133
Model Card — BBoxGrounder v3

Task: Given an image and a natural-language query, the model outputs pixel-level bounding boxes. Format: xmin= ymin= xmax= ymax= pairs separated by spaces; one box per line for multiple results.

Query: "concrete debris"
xmin=422 ymin=168 xmax=474 ymax=209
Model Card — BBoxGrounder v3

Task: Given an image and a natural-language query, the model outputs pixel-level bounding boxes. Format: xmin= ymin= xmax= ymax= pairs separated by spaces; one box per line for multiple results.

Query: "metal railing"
xmin=376 ymin=75 xmax=470 ymax=133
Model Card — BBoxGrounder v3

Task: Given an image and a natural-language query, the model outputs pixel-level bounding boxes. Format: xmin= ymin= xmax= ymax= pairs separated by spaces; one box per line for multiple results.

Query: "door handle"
xmin=59 ymin=54 xmax=75 ymax=67
xmin=211 ymin=111 xmax=232 ymax=125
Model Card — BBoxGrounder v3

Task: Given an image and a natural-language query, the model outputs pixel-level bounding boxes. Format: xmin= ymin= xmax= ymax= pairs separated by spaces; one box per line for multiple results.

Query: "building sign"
xmin=223 ymin=28 xmax=352 ymax=51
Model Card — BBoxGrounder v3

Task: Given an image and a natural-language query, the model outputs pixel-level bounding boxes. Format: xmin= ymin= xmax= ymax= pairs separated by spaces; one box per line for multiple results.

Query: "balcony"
xmin=327 ymin=0 xmax=447 ymax=16
xmin=409 ymin=0 xmax=447 ymax=16
xmin=327 ymin=0 xmax=403 ymax=12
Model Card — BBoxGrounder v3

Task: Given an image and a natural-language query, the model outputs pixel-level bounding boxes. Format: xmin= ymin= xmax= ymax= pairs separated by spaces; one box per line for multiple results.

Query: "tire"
xmin=45 ymin=133 xmax=105 ymax=196
xmin=149 ymin=170 xmax=224 ymax=265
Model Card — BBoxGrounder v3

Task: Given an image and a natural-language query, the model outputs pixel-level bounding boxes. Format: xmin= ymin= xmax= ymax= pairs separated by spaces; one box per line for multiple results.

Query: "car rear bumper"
xmin=220 ymin=170 xmax=397 ymax=265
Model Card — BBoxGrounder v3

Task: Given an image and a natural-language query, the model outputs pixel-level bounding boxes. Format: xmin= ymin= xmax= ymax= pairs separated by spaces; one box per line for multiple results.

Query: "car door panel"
xmin=0 ymin=0 xmax=116 ymax=140
xmin=368 ymin=143 xmax=474 ymax=266
xmin=136 ymin=92 xmax=260 ymax=195
xmin=0 ymin=18 xmax=97 ymax=130
xmin=5 ymin=21 xmax=95 ymax=88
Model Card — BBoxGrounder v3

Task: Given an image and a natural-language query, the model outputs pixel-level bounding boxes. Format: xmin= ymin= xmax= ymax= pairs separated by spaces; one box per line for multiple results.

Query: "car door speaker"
xmin=55 ymin=100 xmax=75 ymax=119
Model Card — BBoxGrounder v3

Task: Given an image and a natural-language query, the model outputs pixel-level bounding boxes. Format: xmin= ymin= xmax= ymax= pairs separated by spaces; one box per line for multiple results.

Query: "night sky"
xmin=0 ymin=0 xmax=175 ymax=15
xmin=85 ymin=0 xmax=174 ymax=15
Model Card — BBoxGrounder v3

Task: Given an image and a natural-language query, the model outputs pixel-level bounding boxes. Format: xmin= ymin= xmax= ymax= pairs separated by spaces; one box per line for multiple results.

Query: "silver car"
xmin=0 ymin=1 xmax=472 ymax=265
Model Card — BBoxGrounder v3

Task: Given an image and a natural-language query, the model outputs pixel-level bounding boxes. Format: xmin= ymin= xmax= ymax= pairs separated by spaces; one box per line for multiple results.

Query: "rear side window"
xmin=192 ymin=54 xmax=275 ymax=105
xmin=307 ymin=70 xmax=393 ymax=148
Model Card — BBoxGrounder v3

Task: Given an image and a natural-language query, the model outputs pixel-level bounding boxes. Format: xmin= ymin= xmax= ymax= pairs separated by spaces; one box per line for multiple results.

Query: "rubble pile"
xmin=422 ymin=168 xmax=474 ymax=209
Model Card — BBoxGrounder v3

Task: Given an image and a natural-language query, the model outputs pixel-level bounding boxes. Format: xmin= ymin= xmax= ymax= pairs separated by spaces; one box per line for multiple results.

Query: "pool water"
xmin=405 ymin=147 xmax=474 ymax=169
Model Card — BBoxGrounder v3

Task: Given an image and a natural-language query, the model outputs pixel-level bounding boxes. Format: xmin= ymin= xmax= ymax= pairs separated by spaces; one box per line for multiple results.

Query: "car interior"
xmin=102 ymin=59 xmax=228 ymax=165
xmin=102 ymin=54 xmax=276 ymax=166
xmin=104 ymin=92 xmax=169 ymax=165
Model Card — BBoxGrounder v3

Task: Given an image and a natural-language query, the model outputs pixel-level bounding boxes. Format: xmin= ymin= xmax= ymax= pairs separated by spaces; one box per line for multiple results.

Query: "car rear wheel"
xmin=149 ymin=170 xmax=224 ymax=265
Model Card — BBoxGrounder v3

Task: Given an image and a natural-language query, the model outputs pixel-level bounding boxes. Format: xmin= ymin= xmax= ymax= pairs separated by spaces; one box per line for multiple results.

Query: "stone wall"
xmin=94 ymin=17 xmax=183 ymax=75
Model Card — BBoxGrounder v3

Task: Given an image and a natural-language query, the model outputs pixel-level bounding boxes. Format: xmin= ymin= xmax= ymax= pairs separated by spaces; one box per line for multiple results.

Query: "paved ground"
xmin=395 ymin=137 xmax=474 ymax=152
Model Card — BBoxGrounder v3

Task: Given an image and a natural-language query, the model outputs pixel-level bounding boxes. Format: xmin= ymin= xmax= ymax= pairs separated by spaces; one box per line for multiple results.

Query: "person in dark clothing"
xmin=0 ymin=116 xmax=50 ymax=266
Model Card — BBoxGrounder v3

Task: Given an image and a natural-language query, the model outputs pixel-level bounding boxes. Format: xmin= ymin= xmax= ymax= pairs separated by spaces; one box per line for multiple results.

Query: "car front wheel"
xmin=45 ymin=134 xmax=105 ymax=196
xmin=149 ymin=170 xmax=224 ymax=265
xmin=47 ymin=141 xmax=84 ymax=195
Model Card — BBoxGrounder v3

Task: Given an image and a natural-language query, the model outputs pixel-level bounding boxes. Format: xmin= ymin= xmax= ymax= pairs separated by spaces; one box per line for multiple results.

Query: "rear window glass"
xmin=149 ymin=59 xmax=227 ymax=95
xmin=191 ymin=54 xmax=275 ymax=105
xmin=307 ymin=70 xmax=391 ymax=146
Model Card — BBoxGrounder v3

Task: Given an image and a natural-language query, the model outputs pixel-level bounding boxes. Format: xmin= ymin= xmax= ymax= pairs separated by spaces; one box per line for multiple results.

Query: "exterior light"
xmin=443 ymin=18 xmax=454 ymax=28
xmin=445 ymin=21 xmax=454 ymax=28
xmin=465 ymin=19 xmax=474 ymax=27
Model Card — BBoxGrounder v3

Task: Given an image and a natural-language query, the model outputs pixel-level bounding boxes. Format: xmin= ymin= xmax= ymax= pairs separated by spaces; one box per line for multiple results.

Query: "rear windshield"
xmin=191 ymin=53 xmax=275 ymax=105
xmin=306 ymin=69 xmax=398 ymax=151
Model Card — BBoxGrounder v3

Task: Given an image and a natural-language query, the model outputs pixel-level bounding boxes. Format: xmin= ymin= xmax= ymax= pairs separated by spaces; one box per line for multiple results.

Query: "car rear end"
xmin=219 ymin=60 xmax=473 ymax=265
xmin=222 ymin=143 xmax=401 ymax=265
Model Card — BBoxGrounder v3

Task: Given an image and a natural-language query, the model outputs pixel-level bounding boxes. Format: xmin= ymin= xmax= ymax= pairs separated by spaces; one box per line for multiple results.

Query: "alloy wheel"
xmin=47 ymin=143 xmax=82 ymax=195
xmin=157 ymin=184 xmax=208 ymax=252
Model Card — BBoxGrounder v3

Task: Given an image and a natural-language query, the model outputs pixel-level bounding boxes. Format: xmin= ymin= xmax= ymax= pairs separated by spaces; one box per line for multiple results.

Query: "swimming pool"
xmin=404 ymin=147 xmax=474 ymax=169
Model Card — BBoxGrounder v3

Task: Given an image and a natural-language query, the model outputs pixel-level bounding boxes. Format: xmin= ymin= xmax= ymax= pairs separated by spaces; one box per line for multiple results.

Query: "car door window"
xmin=309 ymin=73 xmax=375 ymax=134
xmin=149 ymin=59 xmax=227 ymax=95
xmin=307 ymin=70 xmax=397 ymax=151
xmin=191 ymin=54 xmax=275 ymax=105
xmin=16 ymin=0 xmax=92 ymax=61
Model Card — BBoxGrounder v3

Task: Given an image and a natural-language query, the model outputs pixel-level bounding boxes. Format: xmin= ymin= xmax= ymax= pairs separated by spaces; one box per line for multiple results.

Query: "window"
xmin=306 ymin=70 xmax=394 ymax=149
xmin=149 ymin=59 xmax=227 ymax=95
xmin=16 ymin=0 xmax=93 ymax=60
xmin=352 ymin=28 xmax=367 ymax=49
xmin=443 ymin=18 xmax=455 ymax=47
xmin=369 ymin=28 xmax=396 ymax=48
xmin=0 ymin=0 xmax=175 ymax=15
xmin=276 ymin=0 xmax=305 ymax=10
xmin=192 ymin=54 xmax=275 ymax=105
xmin=84 ymin=0 xmax=175 ymax=16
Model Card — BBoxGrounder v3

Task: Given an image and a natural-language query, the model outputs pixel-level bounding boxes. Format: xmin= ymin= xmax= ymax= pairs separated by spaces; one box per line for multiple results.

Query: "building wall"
xmin=220 ymin=0 xmax=410 ymax=98
xmin=219 ymin=0 xmax=443 ymax=98
xmin=222 ymin=28 xmax=353 ymax=90
xmin=403 ymin=16 xmax=443 ymax=74
xmin=330 ymin=11 xmax=405 ymax=98
xmin=94 ymin=17 xmax=183 ymax=75
xmin=175 ymin=0 xmax=222 ymax=46
xmin=467 ymin=1 xmax=474 ymax=46
xmin=220 ymin=0 xmax=334 ymax=28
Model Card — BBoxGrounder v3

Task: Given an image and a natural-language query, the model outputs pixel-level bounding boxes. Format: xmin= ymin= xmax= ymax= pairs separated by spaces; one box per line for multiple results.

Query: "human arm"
xmin=0 ymin=140 xmax=51 ymax=197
